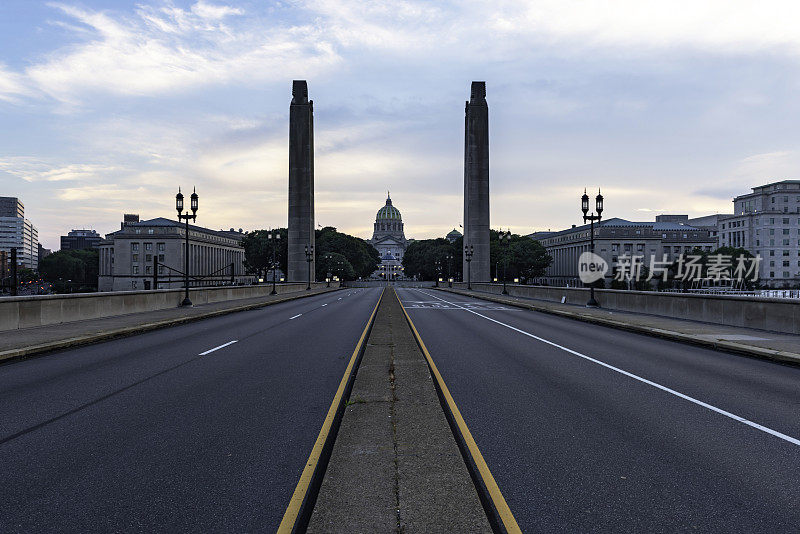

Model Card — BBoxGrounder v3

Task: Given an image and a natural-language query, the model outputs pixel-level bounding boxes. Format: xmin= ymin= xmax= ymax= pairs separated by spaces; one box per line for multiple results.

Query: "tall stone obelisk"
xmin=288 ymin=80 xmax=315 ymax=282
xmin=463 ymin=81 xmax=490 ymax=282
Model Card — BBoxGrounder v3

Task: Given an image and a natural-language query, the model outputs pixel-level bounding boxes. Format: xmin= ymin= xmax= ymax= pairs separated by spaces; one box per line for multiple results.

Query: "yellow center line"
xmin=278 ymin=288 xmax=384 ymax=533
xmin=398 ymin=288 xmax=522 ymax=534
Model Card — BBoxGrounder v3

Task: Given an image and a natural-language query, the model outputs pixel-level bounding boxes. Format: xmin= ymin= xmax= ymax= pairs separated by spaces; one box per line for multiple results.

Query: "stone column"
xmin=463 ymin=81 xmax=490 ymax=282
xmin=287 ymin=80 xmax=315 ymax=282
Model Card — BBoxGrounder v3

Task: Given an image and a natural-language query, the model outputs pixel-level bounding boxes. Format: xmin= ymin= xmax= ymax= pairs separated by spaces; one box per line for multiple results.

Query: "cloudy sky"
xmin=2 ymin=0 xmax=800 ymax=249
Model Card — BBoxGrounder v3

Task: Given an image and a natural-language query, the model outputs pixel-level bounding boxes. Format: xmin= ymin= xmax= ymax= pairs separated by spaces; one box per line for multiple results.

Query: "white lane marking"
xmin=322 ymin=304 xmax=327 ymax=307
xmin=199 ymin=340 xmax=238 ymax=356
xmin=414 ymin=289 xmax=800 ymax=448
xmin=289 ymin=314 xmax=302 ymax=319
xmin=338 ymin=298 xmax=342 ymax=300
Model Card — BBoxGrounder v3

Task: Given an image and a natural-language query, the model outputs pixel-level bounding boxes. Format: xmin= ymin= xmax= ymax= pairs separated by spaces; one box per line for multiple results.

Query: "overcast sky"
xmin=2 ymin=0 xmax=800 ymax=250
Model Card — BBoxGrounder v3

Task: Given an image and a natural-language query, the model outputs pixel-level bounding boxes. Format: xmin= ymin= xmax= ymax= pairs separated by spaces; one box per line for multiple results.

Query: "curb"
xmin=437 ymin=288 xmax=800 ymax=366
xmin=0 ymin=288 xmax=341 ymax=363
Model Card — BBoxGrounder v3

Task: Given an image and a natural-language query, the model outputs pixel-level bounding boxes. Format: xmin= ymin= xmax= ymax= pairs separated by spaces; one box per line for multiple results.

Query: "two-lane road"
xmin=0 ymin=288 xmax=381 ymax=533
xmin=398 ymin=288 xmax=800 ymax=532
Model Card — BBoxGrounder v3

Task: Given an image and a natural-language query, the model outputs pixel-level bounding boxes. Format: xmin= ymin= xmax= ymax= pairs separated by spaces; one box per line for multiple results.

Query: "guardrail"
xmin=0 ymin=282 xmax=337 ymax=332
xmin=452 ymin=282 xmax=800 ymax=335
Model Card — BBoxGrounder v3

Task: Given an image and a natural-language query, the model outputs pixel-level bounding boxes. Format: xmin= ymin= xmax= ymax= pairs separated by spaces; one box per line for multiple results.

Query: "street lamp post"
xmin=267 ymin=230 xmax=280 ymax=295
xmin=581 ymin=188 xmax=604 ymax=307
xmin=176 ymin=187 xmax=198 ymax=307
xmin=501 ymin=230 xmax=511 ymax=295
xmin=304 ymin=244 xmax=314 ymax=290
xmin=435 ymin=260 xmax=442 ymax=287
xmin=446 ymin=254 xmax=453 ymax=288
xmin=325 ymin=253 xmax=332 ymax=288
xmin=464 ymin=244 xmax=474 ymax=290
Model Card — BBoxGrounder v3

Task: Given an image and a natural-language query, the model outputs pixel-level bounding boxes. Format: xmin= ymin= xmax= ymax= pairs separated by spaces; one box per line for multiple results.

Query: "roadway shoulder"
xmin=0 ymin=288 xmax=341 ymax=363
xmin=308 ymin=288 xmax=491 ymax=533
xmin=438 ymin=288 xmax=800 ymax=366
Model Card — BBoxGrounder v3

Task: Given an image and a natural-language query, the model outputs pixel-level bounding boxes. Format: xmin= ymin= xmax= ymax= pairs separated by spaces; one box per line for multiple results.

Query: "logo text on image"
xmin=578 ymin=251 xmax=608 ymax=284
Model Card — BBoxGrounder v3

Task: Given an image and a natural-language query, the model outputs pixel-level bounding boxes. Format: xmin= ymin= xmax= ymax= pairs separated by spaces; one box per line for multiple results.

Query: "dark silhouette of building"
xmin=60 ymin=229 xmax=101 ymax=251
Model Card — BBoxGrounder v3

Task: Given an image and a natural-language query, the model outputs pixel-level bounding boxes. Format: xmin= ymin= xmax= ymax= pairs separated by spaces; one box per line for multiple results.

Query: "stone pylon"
xmin=287 ymin=80 xmax=315 ymax=283
xmin=463 ymin=81 xmax=490 ymax=282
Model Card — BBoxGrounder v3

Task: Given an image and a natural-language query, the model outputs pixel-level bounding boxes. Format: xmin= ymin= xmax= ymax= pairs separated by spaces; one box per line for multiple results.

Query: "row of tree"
xmin=38 ymin=249 xmax=100 ymax=292
xmin=241 ymin=226 xmax=380 ymax=281
xmin=401 ymin=230 xmax=552 ymax=282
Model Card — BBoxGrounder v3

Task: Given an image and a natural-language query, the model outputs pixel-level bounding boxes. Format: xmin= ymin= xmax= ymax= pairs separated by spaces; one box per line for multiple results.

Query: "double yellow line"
xmin=279 ymin=286 xmax=519 ymax=533
xmin=277 ymin=288 xmax=383 ymax=533
xmin=400 ymin=289 xmax=521 ymax=534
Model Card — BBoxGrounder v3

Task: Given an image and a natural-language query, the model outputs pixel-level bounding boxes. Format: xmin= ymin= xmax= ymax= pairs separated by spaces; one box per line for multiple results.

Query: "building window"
xmin=145 ymin=254 xmax=152 ymax=262
xmin=132 ymin=243 xmax=139 ymax=252
xmin=159 ymin=254 xmax=165 ymax=262
xmin=132 ymin=254 xmax=138 ymax=262
xmin=132 ymin=265 xmax=139 ymax=274
xmin=145 ymin=242 xmax=152 ymax=251
xmin=148 ymin=229 xmax=154 ymax=234
xmin=158 ymin=265 xmax=164 ymax=274
xmin=158 ymin=243 xmax=165 ymax=252
xmin=146 ymin=266 xmax=152 ymax=274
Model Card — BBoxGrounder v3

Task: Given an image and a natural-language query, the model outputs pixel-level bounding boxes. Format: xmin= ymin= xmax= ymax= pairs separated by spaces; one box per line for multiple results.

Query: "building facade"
xmin=532 ymin=216 xmax=716 ymax=286
xmin=0 ymin=197 xmax=39 ymax=270
xmin=98 ymin=217 xmax=253 ymax=292
xmin=368 ymin=194 xmax=408 ymax=279
xmin=718 ymin=180 xmax=800 ymax=286
xmin=61 ymin=229 xmax=101 ymax=251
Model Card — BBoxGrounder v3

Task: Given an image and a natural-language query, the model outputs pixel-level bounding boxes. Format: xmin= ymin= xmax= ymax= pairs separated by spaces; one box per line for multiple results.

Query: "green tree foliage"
xmin=490 ymin=230 xmax=552 ymax=282
xmin=314 ymin=226 xmax=379 ymax=280
xmin=317 ymin=252 xmax=356 ymax=281
xmin=243 ymin=226 xmax=378 ymax=281
xmin=241 ymin=228 xmax=287 ymax=277
xmin=402 ymin=238 xmax=460 ymax=281
xmin=39 ymin=249 xmax=99 ymax=292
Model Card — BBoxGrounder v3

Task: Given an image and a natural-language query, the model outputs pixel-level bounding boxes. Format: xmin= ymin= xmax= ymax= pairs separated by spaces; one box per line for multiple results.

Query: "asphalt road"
xmin=397 ymin=287 xmax=800 ymax=533
xmin=0 ymin=287 xmax=381 ymax=533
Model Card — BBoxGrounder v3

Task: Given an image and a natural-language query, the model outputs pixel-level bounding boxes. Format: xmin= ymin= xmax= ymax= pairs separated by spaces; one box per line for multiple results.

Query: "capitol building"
xmin=368 ymin=193 xmax=409 ymax=279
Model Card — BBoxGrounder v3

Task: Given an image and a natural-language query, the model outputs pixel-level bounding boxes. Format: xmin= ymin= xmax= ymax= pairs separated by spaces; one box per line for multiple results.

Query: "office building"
xmin=0 ymin=196 xmax=39 ymax=269
xmin=98 ymin=216 xmax=254 ymax=291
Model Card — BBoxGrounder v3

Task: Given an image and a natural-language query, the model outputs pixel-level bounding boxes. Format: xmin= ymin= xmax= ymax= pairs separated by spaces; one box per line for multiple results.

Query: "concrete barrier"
xmin=452 ymin=282 xmax=800 ymax=335
xmin=0 ymin=282 xmax=336 ymax=332
xmin=347 ymin=280 xmax=436 ymax=288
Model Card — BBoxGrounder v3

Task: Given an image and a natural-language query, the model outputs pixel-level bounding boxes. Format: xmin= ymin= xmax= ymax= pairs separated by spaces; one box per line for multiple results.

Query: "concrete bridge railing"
xmin=452 ymin=282 xmax=800 ymax=335
xmin=0 ymin=282 xmax=336 ymax=332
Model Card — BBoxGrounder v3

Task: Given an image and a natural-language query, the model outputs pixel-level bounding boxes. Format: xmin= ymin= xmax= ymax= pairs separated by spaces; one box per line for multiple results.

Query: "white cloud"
xmin=0 ymin=158 xmax=120 ymax=182
xmin=24 ymin=2 xmax=340 ymax=104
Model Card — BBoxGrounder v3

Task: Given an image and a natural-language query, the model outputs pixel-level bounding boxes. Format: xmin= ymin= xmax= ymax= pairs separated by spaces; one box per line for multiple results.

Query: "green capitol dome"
xmin=376 ymin=193 xmax=402 ymax=221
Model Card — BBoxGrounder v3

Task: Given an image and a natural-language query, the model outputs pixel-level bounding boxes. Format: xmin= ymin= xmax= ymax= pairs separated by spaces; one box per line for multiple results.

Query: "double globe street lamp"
xmin=304 ymin=244 xmax=314 ymax=290
xmin=581 ymin=188 xmax=604 ymax=307
xmin=500 ymin=230 xmax=511 ymax=295
xmin=464 ymin=244 xmax=474 ymax=290
xmin=267 ymin=230 xmax=281 ymax=295
xmin=176 ymin=187 xmax=198 ymax=307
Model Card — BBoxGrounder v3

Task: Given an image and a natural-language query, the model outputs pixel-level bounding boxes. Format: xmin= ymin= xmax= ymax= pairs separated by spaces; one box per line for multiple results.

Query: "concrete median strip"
xmin=438 ymin=288 xmax=800 ymax=366
xmin=0 ymin=288 xmax=340 ymax=363
xmin=306 ymin=288 xmax=494 ymax=533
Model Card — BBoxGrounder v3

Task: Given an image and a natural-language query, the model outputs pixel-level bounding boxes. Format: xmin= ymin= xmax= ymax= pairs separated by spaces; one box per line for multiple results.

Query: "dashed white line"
xmin=338 ymin=298 xmax=342 ymax=300
xmin=289 ymin=314 xmax=302 ymax=320
xmin=199 ymin=340 xmax=238 ymax=356
xmin=321 ymin=304 xmax=327 ymax=307
xmin=414 ymin=289 xmax=800 ymax=448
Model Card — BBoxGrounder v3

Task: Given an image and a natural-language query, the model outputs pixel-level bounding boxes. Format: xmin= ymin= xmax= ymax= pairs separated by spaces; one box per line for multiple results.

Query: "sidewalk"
xmin=439 ymin=288 xmax=800 ymax=365
xmin=308 ymin=289 xmax=491 ymax=533
xmin=0 ymin=287 xmax=339 ymax=362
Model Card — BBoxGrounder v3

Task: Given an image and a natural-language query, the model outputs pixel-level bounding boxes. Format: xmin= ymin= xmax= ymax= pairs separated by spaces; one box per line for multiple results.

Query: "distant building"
xmin=60 ymin=229 xmax=101 ymax=251
xmin=37 ymin=244 xmax=51 ymax=266
xmin=446 ymin=228 xmax=462 ymax=243
xmin=716 ymin=179 xmax=800 ymax=287
xmin=533 ymin=217 xmax=716 ymax=286
xmin=0 ymin=197 xmax=24 ymax=218
xmin=368 ymin=193 xmax=408 ymax=279
xmin=0 ymin=196 xmax=38 ymax=269
xmin=98 ymin=216 xmax=253 ymax=291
